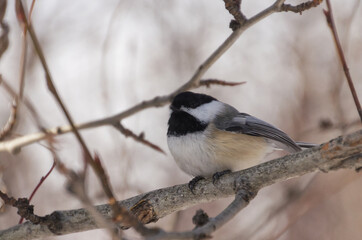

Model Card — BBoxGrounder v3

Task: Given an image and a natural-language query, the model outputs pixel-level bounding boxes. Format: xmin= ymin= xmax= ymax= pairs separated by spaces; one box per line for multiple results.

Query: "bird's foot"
xmin=212 ymin=170 xmax=231 ymax=184
xmin=188 ymin=176 xmax=205 ymax=194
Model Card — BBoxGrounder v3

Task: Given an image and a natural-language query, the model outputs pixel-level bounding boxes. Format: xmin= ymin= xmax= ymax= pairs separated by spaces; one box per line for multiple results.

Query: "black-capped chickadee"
xmin=167 ymin=91 xmax=314 ymax=190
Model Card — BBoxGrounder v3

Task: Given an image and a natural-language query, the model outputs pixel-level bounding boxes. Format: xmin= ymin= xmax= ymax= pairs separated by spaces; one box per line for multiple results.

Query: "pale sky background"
xmin=0 ymin=0 xmax=361 ymax=239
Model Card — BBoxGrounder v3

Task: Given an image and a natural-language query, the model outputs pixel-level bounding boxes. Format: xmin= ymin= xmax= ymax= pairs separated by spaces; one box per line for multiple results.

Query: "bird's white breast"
xmin=167 ymin=133 xmax=223 ymax=177
xmin=167 ymin=125 xmax=271 ymax=177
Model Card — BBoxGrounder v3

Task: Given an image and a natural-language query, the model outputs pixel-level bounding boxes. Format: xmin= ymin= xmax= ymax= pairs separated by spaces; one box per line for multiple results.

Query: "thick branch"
xmin=1 ymin=130 xmax=361 ymax=240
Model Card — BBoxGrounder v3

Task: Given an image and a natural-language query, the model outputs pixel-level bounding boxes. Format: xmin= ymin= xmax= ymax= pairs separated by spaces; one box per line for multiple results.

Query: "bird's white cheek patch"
xmin=181 ymin=100 xmax=224 ymax=123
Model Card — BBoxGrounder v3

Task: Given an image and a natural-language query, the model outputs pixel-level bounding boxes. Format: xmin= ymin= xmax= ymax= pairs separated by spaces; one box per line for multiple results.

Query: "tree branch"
xmin=323 ymin=0 xmax=362 ymax=122
xmin=0 ymin=130 xmax=361 ymax=240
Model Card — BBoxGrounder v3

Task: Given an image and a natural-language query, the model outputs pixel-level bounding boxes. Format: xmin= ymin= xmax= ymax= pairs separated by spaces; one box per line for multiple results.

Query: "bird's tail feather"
xmin=296 ymin=142 xmax=318 ymax=148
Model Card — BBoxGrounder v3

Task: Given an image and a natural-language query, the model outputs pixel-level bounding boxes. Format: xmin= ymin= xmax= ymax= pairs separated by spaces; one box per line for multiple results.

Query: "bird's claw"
xmin=188 ymin=176 xmax=205 ymax=194
xmin=212 ymin=170 xmax=231 ymax=184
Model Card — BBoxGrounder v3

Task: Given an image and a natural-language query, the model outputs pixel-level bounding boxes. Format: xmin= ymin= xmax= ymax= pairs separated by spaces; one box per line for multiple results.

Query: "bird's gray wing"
xmin=217 ymin=113 xmax=301 ymax=153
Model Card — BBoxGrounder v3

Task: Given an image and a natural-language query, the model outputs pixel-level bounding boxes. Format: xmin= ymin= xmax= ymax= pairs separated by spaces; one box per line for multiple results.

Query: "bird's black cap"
xmin=171 ymin=91 xmax=217 ymax=110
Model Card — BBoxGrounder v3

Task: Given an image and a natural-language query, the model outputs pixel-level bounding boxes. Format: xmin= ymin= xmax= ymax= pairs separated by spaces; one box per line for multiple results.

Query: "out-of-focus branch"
xmin=113 ymin=122 xmax=165 ymax=154
xmin=0 ymin=0 xmax=15 ymax=141
xmin=0 ymin=100 xmax=17 ymax=140
xmin=55 ymin=153 xmax=123 ymax=239
xmin=323 ymin=0 xmax=362 ymax=122
xmin=18 ymin=160 xmax=56 ymax=224
xmin=0 ymin=0 xmax=8 ymax=59
xmin=199 ymin=79 xmax=245 ymax=88
xmin=16 ymin=0 xmax=30 ymax=100
xmin=0 ymin=76 xmax=44 ymax=130
xmin=0 ymin=0 xmax=38 ymax=141
xmin=1 ymin=130 xmax=361 ymax=240
xmin=0 ymin=0 xmax=324 ymax=154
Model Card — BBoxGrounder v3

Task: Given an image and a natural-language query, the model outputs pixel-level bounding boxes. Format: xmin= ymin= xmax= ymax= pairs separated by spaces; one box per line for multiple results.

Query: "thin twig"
xmin=324 ymin=0 xmax=362 ymax=122
xmin=18 ymin=0 xmax=37 ymax=99
xmin=0 ymin=0 xmax=38 ymax=141
xmin=200 ymin=79 xmax=246 ymax=88
xmin=0 ymin=0 xmax=15 ymax=140
xmin=0 ymin=75 xmax=44 ymax=132
xmin=0 ymin=0 xmax=8 ymax=59
xmin=113 ymin=123 xmax=165 ymax=154
xmin=0 ymin=100 xmax=17 ymax=140
xmin=18 ymin=159 xmax=56 ymax=224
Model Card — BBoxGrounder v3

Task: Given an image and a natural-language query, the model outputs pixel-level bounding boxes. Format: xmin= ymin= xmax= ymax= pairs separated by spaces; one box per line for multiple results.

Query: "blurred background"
xmin=0 ymin=0 xmax=361 ymax=239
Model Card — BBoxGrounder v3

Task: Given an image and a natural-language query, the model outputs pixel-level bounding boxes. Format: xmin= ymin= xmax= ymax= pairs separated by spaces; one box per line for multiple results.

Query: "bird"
xmin=167 ymin=91 xmax=314 ymax=191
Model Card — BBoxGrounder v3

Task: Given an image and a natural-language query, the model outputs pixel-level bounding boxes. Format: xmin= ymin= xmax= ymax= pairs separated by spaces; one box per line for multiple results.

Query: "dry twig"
xmin=0 ymin=0 xmax=38 ymax=140
xmin=0 ymin=100 xmax=17 ymax=140
xmin=0 ymin=0 xmax=8 ymax=59
xmin=199 ymin=79 xmax=246 ymax=88
xmin=0 ymin=0 xmax=15 ymax=140
xmin=323 ymin=0 xmax=362 ymax=122
xmin=18 ymin=160 xmax=56 ymax=224
xmin=113 ymin=123 xmax=165 ymax=154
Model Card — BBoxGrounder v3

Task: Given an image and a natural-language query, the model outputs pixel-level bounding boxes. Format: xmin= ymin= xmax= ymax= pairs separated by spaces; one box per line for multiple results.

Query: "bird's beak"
xmin=170 ymin=105 xmax=179 ymax=112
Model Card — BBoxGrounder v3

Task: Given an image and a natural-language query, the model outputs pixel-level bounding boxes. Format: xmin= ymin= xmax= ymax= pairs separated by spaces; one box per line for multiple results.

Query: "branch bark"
xmin=1 ymin=129 xmax=361 ymax=240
